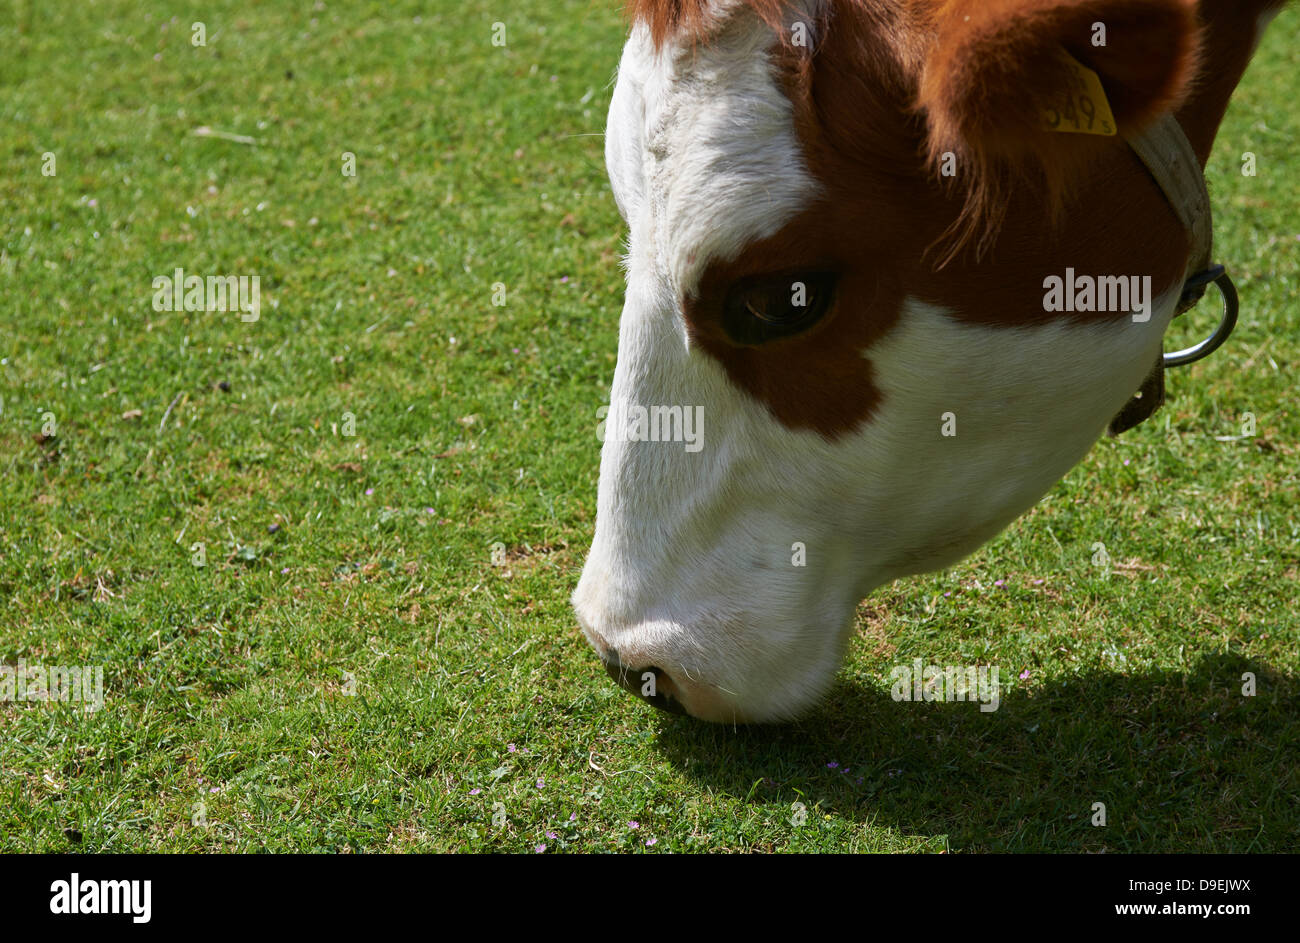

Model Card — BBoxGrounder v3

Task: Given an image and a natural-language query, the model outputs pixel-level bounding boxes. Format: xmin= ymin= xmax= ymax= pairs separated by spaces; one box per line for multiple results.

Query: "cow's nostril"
xmin=602 ymin=659 xmax=688 ymax=715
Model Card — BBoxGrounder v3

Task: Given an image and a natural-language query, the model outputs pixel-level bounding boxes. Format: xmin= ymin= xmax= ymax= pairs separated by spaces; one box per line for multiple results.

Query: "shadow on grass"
xmin=652 ymin=653 xmax=1299 ymax=851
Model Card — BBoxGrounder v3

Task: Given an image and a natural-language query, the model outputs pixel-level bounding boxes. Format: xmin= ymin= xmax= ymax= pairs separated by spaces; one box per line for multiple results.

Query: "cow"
xmin=573 ymin=0 xmax=1286 ymax=722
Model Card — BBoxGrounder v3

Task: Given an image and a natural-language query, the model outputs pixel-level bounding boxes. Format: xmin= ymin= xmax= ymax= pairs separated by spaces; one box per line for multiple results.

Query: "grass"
xmin=0 ymin=0 xmax=1296 ymax=853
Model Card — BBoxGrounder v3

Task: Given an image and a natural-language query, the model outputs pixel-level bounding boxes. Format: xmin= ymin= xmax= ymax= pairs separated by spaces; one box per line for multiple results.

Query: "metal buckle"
xmin=1164 ymin=265 xmax=1238 ymax=368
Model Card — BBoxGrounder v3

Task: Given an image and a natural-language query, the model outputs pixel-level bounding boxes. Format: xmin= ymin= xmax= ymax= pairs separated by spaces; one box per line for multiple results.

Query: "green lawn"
xmin=1 ymin=0 xmax=1296 ymax=853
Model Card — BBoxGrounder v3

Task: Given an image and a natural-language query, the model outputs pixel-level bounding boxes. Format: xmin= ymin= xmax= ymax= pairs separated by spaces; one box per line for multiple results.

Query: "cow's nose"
xmin=603 ymin=657 xmax=689 ymax=715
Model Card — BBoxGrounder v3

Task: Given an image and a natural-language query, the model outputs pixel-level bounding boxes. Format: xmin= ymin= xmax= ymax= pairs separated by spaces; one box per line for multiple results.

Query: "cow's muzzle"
xmin=602 ymin=656 xmax=688 ymax=715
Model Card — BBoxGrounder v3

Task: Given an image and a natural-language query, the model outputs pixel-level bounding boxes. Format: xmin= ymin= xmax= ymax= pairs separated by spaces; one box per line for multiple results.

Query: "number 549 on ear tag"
xmin=1042 ymin=51 xmax=1117 ymax=136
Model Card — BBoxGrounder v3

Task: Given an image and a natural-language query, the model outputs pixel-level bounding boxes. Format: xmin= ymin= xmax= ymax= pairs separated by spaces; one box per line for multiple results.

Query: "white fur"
xmin=607 ymin=4 xmax=822 ymax=297
xmin=576 ymin=5 xmax=1180 ymax=722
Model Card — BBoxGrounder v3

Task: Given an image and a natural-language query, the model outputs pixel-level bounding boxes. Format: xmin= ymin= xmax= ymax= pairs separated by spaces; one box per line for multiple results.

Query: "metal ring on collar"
xmin=1164 ymin=267 xmax=1239 ymax=369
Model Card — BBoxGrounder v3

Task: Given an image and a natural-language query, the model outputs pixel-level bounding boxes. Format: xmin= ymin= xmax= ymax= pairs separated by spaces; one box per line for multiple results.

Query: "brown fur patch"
xmin=917 ymin=0 xmax=1202 ymax=261
xmin=626 ymin=0 xmax=792 ymax=49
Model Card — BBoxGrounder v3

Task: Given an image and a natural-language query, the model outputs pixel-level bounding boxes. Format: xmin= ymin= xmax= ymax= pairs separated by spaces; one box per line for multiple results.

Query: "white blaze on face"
xmin=579 ymin=5 xmax=834 ymax=722
xmin=576 ymin=5 xmax=1182 ymax=723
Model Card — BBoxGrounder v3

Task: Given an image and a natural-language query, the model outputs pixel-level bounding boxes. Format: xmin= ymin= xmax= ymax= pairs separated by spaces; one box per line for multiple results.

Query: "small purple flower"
xmin=569 ymin=812 xmax=577 ymax=821
xmin=469 ymin=788 xmax=481 ymax=795
xmin=546 ymin=831 xmax=558 ymax=840
xmin=629 ymin=821 xmax=640 ymax=830
xmin=281 ymin=567 xmax=290 ymax=575
xmin=944 ymin=591 xmax=952 ymax=597
xmin=508 ymin=743 xmax=517 ymax=753
xmin=1019 ymin=669 xmax=1031 ymax=680
xmin=560 ymin=275 xmax=569 ymax=283
xmin=364 ymin=488 xmax=374 ymax=496
xmin=536 ymin=778 xmax=544 ymax=789
xmin=1123 ymin=459 xmax=1131 ymax=466
xmin=994 ymin=579 xmax=1005 ymax=587
xmin=425 ymin=507 xmax=435 ymax=515
xmin=646 ymin=838 xmax=657 ymax=846
xmin=826 ymin=761 xmax=839 ymax=769
xmin=512 ymin=347 xmax=520 ymax=354
xmin=1033 ymin=579 xmax=1044 ymax=585
xmin=535 ymin=844 xmax=547 ymax=853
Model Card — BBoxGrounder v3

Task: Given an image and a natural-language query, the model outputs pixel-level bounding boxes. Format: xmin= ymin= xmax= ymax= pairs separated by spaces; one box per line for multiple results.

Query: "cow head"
xmin=573 ymin=0 xmax=1261 ymax=722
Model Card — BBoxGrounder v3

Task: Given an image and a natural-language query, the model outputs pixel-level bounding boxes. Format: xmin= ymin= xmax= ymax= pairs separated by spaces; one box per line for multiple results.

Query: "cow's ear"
xmin=916 ymin=0 xmax=1201 ymax=258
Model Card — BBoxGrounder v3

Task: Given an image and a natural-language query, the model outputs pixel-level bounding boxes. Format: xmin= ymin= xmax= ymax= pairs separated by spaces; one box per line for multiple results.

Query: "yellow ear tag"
xmin=1041 ymin=51 xmax=1117 ymax=136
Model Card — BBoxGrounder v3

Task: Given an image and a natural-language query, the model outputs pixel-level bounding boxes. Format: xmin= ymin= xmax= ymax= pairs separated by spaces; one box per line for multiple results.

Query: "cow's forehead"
xmin=608 ymin=3 xmax=923 ymax=438
xmin=611 ymin=8 xmax=822 ymax=296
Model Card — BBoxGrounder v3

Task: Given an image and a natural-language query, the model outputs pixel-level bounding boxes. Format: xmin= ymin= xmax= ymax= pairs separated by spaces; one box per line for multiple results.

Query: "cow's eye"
xmin=722 ymin=272 xmax=837 ymax=345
